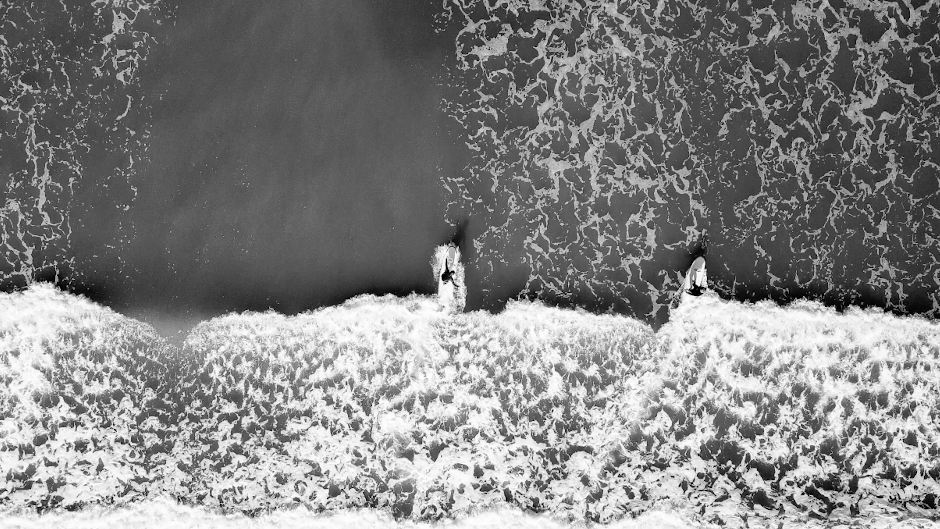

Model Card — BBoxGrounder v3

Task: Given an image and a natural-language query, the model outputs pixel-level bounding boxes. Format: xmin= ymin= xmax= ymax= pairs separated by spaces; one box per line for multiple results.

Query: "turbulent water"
xmin=1 ymin=500 xmax=697 ymax=529
xmin=2 ymin=2 xmax=939 ymax=527
xmin=2 ymin=285 xmax=939 ymax=527
xmin=440 ymin=0 xmax=940 ymax=322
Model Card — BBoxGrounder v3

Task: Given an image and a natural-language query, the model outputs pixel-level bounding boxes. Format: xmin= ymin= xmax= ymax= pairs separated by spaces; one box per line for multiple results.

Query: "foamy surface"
xmin=2 ymin=285 xmax=938 ymax=528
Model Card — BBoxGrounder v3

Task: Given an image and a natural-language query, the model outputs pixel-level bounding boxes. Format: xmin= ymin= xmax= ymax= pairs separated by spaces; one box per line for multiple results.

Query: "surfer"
xmin=681 ymin=234 xmax=709 ymax=296
xmin=669 ymin=236 xmax=709 ymax=310
xmin=685 ymin=256 xmax=707 ymax=296
xmin=440 ymin=243 xmax=457 ymax=284
xmin=684 ymin=235 xmax=709 ymax=296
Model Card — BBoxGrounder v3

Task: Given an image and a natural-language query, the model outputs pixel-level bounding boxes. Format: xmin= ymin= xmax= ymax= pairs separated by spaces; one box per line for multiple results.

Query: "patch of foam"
xmin=0 ymin=284 xmax=132 ymax=413
xmin=0 ymin=499 xmax=699 ymax=529
xmin=1 ymin=285 xmax=938 ymax=526
xmin=1 ymin=1 xmax=171 ymax=287
xmin=2 ymin=500 xmax=939 ymax=529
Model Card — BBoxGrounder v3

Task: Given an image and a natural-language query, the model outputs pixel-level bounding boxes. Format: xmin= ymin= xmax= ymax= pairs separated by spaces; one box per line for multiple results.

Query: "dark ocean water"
xmin=1 ymin=1 xmax=938 ymax=331
xmin=439 ymin=0 xmax=940 ymax=324
xmin=1 ymin=1 xmax=461 ymax=334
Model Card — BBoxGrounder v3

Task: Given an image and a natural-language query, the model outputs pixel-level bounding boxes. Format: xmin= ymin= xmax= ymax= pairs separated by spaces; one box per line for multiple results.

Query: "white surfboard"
xmin=433 ymin=243 xmax=466 ymax=313
xmin=682 ymin=256 xmax=707 ymax=296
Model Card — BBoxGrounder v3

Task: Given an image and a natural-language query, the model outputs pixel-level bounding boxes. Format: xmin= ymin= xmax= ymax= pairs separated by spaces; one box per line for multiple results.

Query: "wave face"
xmin=440 ymin=0 xmax=940 ymax=323
xmin=0 ymin=1 xmax=171 ymax=288
xmin=2 ymin=285 xmax=939 ymax=527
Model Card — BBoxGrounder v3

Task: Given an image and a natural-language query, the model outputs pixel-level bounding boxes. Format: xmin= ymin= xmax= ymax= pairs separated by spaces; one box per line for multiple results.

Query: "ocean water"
xmin=1 ymin=1 xmax=457 ymax=322
xmin=1 ymin=2 xmax=939 ymax=527
xmin=2 ymin=2 xmax=937 ymax=328
xmin=439 ymin=0 xmax=940 ymax=322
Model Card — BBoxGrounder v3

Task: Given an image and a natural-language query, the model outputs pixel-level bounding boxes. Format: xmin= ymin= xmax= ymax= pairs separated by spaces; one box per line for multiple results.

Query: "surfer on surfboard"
xmin=441 ymin=243 xmax=457 ymax=284
xmin=682 ymin=234 xmax=708 ymax=296
xmin=683 ymin=255 xmax=707 ymax=296
xmin=435 ymin=242 xmax=466 ymax=313
xmin=670 ymin=235 xmax=709 ymax=310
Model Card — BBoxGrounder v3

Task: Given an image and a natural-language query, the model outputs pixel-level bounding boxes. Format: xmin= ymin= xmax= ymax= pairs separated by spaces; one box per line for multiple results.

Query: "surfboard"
xmin=447 ymin=244 xmax=457 ymax=265
xmin=682 ymin=256 xmax=707 ymax=296
xmin=434 ymin=243 xmax=466 ymax=313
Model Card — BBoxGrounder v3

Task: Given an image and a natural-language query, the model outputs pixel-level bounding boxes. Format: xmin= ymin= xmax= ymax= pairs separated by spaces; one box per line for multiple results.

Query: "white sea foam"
xmin=1 ymin=498 xmax=700 ymax=529
xmin=1 ymin=285 xmax=938 ymax=528
xmin=2 ymin=499 xmax=938 ymax=529
xmin=0 ymin=284 xmax=152 ymax=418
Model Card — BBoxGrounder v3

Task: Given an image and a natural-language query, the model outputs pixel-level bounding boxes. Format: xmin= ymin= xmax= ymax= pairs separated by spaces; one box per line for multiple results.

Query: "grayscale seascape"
xmin=2 ymin=1 xmax=939 ymax=528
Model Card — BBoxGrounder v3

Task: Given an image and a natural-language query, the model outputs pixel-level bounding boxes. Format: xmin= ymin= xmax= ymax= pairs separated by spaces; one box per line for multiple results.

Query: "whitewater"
xmin=2 ymin=284 xmax=938 ymax=528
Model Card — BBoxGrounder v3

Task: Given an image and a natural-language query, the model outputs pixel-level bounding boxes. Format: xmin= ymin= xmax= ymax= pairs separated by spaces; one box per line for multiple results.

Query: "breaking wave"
xmin=2 ymin=285 xmax=938 ymax=528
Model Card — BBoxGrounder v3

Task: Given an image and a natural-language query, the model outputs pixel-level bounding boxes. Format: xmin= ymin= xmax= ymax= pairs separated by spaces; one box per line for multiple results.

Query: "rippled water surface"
xmin=439 ymin=0 xmax=940 ymax=323
xmin=1 ymin=1 xmax=455 ymax=320
xmin=2 ymin=2 xmax=937 ymax=325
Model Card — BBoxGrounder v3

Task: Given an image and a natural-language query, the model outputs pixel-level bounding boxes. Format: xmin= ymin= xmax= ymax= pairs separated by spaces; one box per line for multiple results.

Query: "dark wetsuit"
xmin=441 ymin=261 xmax=455 ymax=283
